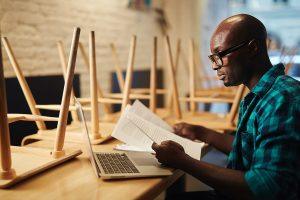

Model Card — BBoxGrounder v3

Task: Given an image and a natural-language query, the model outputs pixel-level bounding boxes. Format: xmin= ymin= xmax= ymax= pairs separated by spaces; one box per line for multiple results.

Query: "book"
xmin=112 ymin=100 xmax=204 ymax=160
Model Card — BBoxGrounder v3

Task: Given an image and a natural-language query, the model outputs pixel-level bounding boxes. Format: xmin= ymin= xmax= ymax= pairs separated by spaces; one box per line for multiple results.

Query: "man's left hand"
xmin=152 ymin=140 xmax=187 ymax=168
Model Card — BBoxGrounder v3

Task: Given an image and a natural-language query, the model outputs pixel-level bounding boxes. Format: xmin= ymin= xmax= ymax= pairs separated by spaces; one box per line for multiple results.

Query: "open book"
xmin=112 ymin=100 xmax=204 ymax=160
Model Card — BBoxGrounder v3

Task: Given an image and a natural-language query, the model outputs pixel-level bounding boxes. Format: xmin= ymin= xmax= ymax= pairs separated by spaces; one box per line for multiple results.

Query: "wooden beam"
xmin=110 ymin=43 xmax=125 ymax=92
xmin=121 ymin=35 xmax=136 ymax=111
xmin=53 ymin=27 xmax=80 ymax=158
xmin=179 ymin=97 xmax=234 ymax=103
xmin=165 ymin=36 xmax=182 ymax=119
xmin=7 ymin=114 xmax=59 ymax=124
xmin=166 ymin=39 xmax=181 ymax=111
xmin=174 ymin=38 xmax=181 ymax=72
xmin=78 ymin=42 xmax=111 ymax=114
xmin=1 ymin=37 xmax=46 ymax=130
xmin=57 ymin=41 xmax=79 ymax=122
xmin=89 ymin=31 xmax=101 ymax=139
xmin=189 ymin=39 xmax=196 ymax=113
xmin=150 ymin=37 xmax=157 ymax=113
xmin=0 ymin=38 xmax=16 ymax=180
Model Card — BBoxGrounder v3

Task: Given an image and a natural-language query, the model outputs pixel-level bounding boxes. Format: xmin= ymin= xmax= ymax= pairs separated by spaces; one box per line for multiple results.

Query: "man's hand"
xmin=174 ymin=122 xmax=235 ymax=155
xmin=152 ymin=141 xmax=187 ymax=168
xmin=173 ymin=122 xmax=200 ymax=141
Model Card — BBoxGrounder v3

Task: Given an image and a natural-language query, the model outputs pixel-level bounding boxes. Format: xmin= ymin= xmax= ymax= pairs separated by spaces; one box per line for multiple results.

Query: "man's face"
xmin=210 ymin=31 xmax=248 ymax=87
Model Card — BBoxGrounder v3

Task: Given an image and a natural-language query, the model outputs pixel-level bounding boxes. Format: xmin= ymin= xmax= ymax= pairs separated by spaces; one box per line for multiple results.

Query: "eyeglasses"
xmin=208 ymin=40 xmax=251 ymax=67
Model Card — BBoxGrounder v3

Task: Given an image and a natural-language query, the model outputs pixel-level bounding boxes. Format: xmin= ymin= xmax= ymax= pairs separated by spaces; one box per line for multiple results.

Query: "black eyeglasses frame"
xmin=208 ymin=39 xmax=253 ymax=67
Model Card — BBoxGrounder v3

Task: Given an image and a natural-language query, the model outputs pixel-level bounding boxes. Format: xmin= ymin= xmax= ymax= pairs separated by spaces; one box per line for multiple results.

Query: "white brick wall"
xmin=0 ymin=0 xmax=202 ymax=100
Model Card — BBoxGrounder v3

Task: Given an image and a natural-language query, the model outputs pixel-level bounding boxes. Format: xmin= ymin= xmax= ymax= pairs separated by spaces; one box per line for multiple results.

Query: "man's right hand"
xmin=173 ymin=122 xmax=235 ymax=155
xmin=173 ymin=122 xmax=200 ymax=141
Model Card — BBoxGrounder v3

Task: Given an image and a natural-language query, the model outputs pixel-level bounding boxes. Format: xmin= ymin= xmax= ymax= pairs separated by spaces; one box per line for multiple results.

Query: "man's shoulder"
xmin=255 ymin=75 xmax=300 ymax=118
xmin=275 ymin=74 xmax=300 ymax=91
xmin=267 ymin=74 xmax=300 ymax=104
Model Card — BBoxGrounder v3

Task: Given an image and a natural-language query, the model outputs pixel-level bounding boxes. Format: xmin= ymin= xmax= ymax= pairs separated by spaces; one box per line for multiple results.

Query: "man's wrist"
xmin=194 ymin=126 xmax=212 ymax=144
xmin=177 ymin=153 xmax=193 ymax=170
xmin=178 ymin=154 xmax=194 ymax=172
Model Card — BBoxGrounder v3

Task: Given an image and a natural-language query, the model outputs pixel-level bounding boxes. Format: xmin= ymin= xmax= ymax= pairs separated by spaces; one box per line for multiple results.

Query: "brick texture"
xmin=0 ymin=0 xmax=201 ymax=100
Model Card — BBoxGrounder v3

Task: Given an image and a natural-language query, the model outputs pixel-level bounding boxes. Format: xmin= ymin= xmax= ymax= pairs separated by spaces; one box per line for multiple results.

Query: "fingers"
xmin=151 ymin=142 xmax=159 ymax=152
xmin=151 ymin=142 xmax=161 ymax=161
xmin=173 ymin=122 xmax=186 ymax=134
xmin=161 ymin=140 xmax=184 ymax=151
xmin=181 ymin=127 xmax=191 ymax=137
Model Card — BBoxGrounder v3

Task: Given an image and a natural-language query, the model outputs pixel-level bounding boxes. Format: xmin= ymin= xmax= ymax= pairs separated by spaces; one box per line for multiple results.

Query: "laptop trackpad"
xmin=126 ymin=152 xmax=159 ymax=166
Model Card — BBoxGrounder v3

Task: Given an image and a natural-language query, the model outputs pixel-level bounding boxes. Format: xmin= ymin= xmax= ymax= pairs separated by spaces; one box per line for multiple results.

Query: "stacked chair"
xmin=162 ymin=37 xmax=247 ymax=132
xmin=0 ymin=28 xmax=82 ymax=188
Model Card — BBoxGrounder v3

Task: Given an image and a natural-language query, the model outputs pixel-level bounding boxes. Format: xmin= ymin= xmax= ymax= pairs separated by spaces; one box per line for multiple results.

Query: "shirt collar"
xmin=251 ymin=63 xmax=285 ymax=97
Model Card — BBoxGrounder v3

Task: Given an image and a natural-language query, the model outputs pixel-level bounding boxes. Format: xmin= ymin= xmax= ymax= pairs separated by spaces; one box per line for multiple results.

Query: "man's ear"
xmin=248 ymin=39 xmax=259 ymax=57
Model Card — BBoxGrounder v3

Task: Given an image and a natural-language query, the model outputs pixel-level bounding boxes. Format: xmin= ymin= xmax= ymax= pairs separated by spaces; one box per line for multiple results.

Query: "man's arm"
xmin=174 ymin=123 xmax=235 ymax=154
xmin=181 ymin=156 xmax=253 ymax=200
xmin=198 ymin=126 xmax=235 ymax=154
xmin=152 ymin=141 xmax=253 ymax=200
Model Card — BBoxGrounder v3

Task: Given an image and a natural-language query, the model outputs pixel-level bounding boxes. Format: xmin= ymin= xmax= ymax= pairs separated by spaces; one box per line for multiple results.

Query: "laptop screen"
xmin=75 ymin=99 xmax=100 ymax=177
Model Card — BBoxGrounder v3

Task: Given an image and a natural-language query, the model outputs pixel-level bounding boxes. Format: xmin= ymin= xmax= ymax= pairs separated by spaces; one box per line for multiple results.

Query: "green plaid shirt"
xmin=227 ymin=63 xmax=300 ymax=200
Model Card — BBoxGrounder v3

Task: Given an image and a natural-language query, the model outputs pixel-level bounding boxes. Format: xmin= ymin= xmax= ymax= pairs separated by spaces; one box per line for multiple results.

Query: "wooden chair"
xmin=107 ymin=37 xmax=183 ymax=119
xmin=24 ymin=32 xmax=127 ymax=145
xmin=283 ymin=47 xmax=298 ymax=74
xmin=180 ymin=39 xmax=242 ymax=106
xmin=23 ymin=34 xmax=138 ymax=145
xmin=106 ymin=39 xmax=183 ymax=116
xmin=7 ymin=114 xmax=58 ymax=124
xmin=162 ymin=37 xmax=247 ymax=132
xmin=0 ymin=27 xmax=82 ymax=189
xmin=171 ymin=39 xmax=236 ymax=98
xmin=0 ymin=37 xmax=78 ymax=145
xmin=1 ymin=31 xmax=93 ymax=145
xmin=107 ymin=41 xmax=168 ymax=97
xmin=87 ymin=36 xmax=163 ymax=116
xmin=1 ymin=38 xmax=47 ymax=131
xmin=185 ymin=39 xmax=237 ymax=99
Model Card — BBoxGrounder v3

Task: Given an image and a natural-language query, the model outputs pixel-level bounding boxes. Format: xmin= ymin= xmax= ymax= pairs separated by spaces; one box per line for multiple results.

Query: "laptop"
xmin=75 ymin=100 xmax=172 ymax=179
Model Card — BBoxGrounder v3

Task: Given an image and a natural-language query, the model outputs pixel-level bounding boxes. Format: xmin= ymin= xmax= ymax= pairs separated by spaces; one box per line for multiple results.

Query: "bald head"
xmin=211 ymin=14 xmax=267 ymax=53
xmin=209 ymin=14 xmax=272 ymax=89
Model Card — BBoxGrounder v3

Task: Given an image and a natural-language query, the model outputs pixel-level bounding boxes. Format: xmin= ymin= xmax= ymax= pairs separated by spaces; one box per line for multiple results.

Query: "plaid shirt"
xmin=227 ymin=63 xmax=300 ymax=200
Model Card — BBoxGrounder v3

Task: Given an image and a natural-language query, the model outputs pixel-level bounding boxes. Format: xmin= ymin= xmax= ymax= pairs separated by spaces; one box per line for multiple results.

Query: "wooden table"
xmin=0 ymin=138 xmax=208 ymax=200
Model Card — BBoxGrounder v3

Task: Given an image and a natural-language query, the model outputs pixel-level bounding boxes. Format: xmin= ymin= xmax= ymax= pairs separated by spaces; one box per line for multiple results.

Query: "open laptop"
xmin=75 ymin=100 xmax=172 ymax=179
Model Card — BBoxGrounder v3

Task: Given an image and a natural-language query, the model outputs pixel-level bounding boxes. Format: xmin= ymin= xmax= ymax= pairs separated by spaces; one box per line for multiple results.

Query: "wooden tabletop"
xmin=0 ymin=138 xmax=195 ymax=200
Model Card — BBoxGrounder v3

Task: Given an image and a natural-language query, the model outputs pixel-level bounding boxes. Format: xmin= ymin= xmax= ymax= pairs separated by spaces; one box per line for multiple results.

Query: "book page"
xmin=126 ymin=112 xmax=204 ymax=160
xmin=114 ymin=144 xmax=155 ymax=153
xmin=111 ymin=105 xmax=153 ymax=152
xmin=129 ymin=100 xmax=173 ymax=132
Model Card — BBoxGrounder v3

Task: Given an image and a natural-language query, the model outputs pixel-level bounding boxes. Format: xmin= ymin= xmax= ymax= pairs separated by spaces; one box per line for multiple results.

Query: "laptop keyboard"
xmin=96 ymin=153 xmax=140 ymax=174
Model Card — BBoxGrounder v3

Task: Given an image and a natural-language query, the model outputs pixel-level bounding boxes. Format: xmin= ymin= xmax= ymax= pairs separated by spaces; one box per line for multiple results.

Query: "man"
xmin=152 ymin=14 xmax=300 ymax=200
